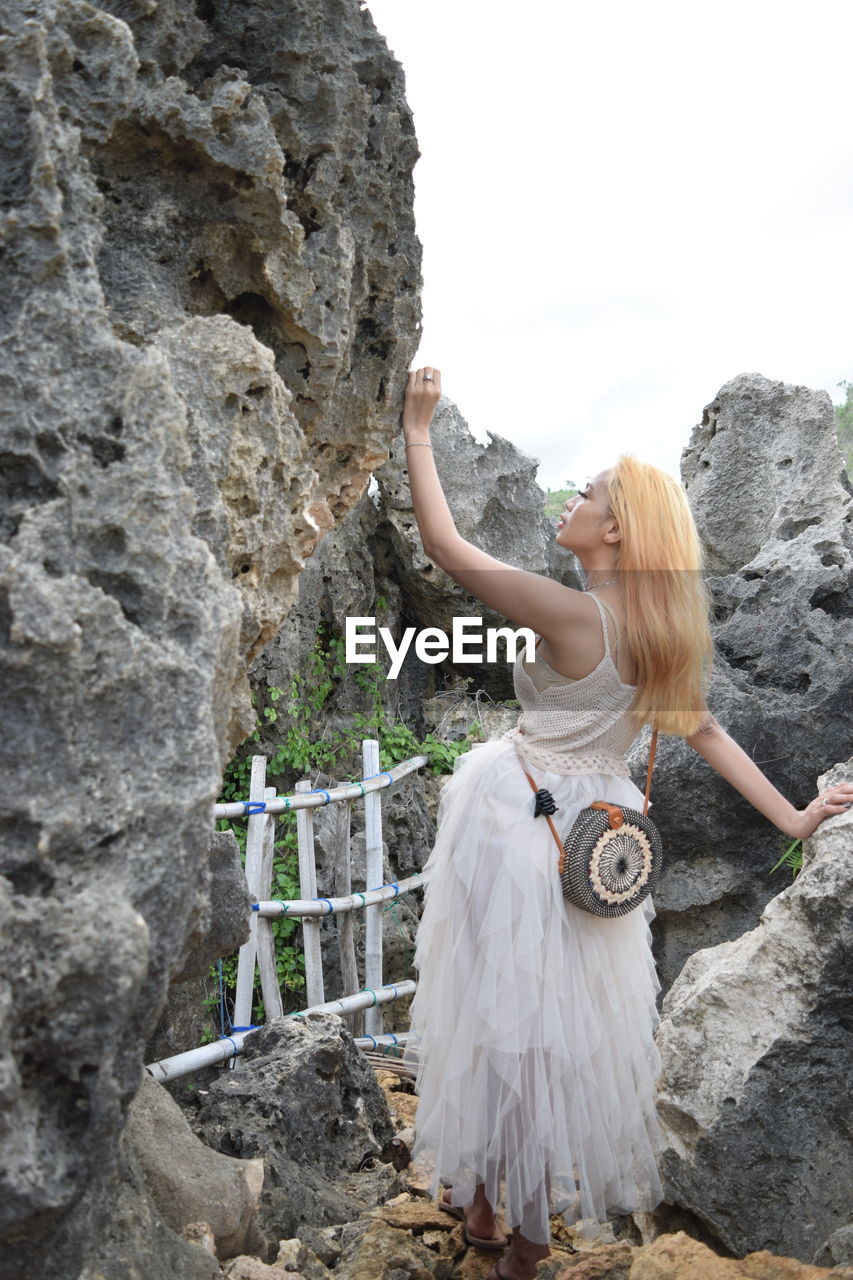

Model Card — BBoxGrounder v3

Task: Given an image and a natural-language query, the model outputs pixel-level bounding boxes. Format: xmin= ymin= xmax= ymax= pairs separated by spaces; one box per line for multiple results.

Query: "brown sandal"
xmin=438 ymin=1191 xmax=508 ymax=1251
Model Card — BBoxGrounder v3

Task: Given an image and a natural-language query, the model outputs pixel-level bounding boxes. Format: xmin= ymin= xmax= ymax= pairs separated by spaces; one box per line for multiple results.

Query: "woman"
xmin=400 ymin=366 xmax=852 ymax=1280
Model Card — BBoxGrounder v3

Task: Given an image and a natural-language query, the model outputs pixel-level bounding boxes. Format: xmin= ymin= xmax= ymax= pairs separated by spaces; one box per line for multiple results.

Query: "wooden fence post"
xmin=233 ymin=756 xmax=268 ymax=1041
xmin=255 ymin=784 xmax=283 ymax=1019
xmin=329 ymin=780 xmax=362 ymax=1035
xmin=295 ymin=779 xmax=325 ymax=1007
xmin=362 ymin=739 xmax=384 ymax=1037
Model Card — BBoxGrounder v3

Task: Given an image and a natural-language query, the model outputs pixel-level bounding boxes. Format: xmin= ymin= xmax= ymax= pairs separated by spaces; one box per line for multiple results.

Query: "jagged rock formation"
xmin=650 ymin=373 xmax=853 ymax=988
xmin=0 ymin=0 xmax=420 ymax=1275
xmin=655 ymin=758 xmax=853 ymax=1265
xmin=189 ymin=1014 xmax=401 ymax=1257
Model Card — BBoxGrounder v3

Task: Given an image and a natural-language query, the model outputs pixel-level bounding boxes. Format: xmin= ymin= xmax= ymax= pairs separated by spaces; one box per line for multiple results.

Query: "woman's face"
xmin=554 ymin=469 xmax=616 ymax=555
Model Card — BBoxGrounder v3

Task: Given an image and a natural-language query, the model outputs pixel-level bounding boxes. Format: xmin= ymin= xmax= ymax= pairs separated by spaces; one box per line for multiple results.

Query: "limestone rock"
xmin=174 ymin=828 xmax=253 ymax=982
xmin=223 ymin=1258 xmax=303 ymax=1280
xmin=650 ymin=372 xmax=853 ymax=990
xmin=681 ymin=374 xmax=850 ymax=575
xmin=542 ymin=1241 xmax=633 ymax=1278
xmin=189 ymin=1013 xmax=399 ymax=1247
xmin=813 ymin=1223 xmax=853 ymax=1269
xmin=655 ymin=766 xmax=853 ymax=1262
xmin=275 ymin=1237 xmax=334 ymax=1278
xmin=0 ymin=0 xmax=420 ymax=1274
xmin=627 ymin=1230 xmax=853 ymax=1279
xmin=125 ymin=1073 xmax=264 ymax=1258
xmin=335 ymin=1217 xmax=451 ymax=1280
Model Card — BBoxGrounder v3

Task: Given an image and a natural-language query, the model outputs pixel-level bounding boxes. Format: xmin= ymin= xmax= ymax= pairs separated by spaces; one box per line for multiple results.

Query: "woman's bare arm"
xmin=684 ymin=716 xmax=853 ymax=840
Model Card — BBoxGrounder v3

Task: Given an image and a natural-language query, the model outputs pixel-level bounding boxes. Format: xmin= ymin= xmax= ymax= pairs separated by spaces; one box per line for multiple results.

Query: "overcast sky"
xmin=365 ymin=0 xmax=853 ymax=492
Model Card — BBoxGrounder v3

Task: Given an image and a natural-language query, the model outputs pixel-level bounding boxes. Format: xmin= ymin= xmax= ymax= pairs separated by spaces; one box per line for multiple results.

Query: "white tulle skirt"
xmin=404 ymin=736 xmax=664 ymax=1244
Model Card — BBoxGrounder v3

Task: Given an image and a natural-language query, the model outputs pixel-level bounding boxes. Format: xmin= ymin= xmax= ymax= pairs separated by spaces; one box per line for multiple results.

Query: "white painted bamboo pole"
xmin=253 ymin=874 xmax=422 ymax=917
xmin=363 ymin=739 xmax=384 ymax=1038
xmin=145 ymin=981 xmax=416 ymax=1083
xmin=354 ymin=1032 xmax=411 ymax=1050
xmin=255 ymin=785 xmax=283 ymax=1019
xmin=295 ymin=779 xmax=325 ymax=1007
xmin=233 ymin=756 xmax=268 ymax=1036
xmin=213 ymin=755 xmax=427 ymax=820
xmin=331 ymin=785 xmax=362 ymax=1035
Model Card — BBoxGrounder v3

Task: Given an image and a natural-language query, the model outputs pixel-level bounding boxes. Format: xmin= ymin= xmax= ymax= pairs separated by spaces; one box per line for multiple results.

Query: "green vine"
xmin=212 ymin=612 xmax=487 ymax=1025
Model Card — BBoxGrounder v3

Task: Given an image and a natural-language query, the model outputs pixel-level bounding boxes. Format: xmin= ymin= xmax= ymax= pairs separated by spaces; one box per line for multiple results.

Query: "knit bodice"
xmin=502 ymin=592 xmax=644 ymax=777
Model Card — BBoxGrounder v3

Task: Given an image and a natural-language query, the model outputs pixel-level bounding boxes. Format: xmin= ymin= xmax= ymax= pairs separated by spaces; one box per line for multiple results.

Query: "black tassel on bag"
xmin=533 ymin=788 xmax=558 ymax=818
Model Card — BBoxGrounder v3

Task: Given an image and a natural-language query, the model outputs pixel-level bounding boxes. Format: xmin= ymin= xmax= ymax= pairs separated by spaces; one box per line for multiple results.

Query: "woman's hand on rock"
xmin=788 ymin=783 xmax=853 ymax=840
xmin=403 ymin=366 xmax=441 ymax=438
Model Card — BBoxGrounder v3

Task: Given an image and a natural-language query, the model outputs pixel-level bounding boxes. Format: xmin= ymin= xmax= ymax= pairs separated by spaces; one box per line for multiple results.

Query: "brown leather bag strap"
xmin=518 ymin=727 xmax=659 ymax=861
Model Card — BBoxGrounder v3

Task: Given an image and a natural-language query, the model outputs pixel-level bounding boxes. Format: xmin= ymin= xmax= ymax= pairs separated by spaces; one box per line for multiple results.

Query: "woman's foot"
xmin=439 ymin=1187 xmax=508 ymax=1250
xmin=486 ymin=1231 xmax=550 ymax=1279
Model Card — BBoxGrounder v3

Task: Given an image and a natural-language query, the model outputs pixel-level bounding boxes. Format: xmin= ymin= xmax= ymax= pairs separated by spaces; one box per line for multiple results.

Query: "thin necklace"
xmin=584 ymin=578 xmax=619 ymax=591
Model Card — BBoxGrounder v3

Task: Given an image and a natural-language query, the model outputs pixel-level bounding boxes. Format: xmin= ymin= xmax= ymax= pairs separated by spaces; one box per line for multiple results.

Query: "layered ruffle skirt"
xmin=404 ymin=736 xmax=664 ymax=1243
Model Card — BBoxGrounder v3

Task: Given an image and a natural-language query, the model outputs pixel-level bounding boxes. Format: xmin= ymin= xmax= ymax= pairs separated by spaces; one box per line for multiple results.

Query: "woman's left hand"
xmin=788 ymin=782 xmax=853 ymax=840
xmin=403 ymin=366 xmax=442 ymax=438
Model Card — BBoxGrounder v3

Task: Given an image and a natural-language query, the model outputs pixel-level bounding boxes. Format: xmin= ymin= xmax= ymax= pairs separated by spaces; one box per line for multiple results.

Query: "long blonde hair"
xmin=606 ymin=454 xmax=714 ymax=737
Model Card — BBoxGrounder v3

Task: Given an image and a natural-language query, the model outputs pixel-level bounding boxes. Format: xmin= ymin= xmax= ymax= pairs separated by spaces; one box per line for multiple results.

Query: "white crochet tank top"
xmin=502 ymin=591 xmax=644 ymax=777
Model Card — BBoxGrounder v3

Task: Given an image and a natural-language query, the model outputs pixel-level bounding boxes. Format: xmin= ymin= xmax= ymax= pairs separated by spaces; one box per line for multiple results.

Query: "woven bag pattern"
xmin=559 ymin=805 xmax=663 ymax=919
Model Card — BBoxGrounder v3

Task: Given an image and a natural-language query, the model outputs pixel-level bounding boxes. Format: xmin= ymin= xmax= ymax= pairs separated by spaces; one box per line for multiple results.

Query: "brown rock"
xmin=630 ymin=1231 xmax=745 ymax=1279
xmin=180 ymin=1223 xmax=218 ymax=1256
xmin=274 ymin=1237 xmax=333 ymax=1278
xmin=223 ymin=1256 xmax=303 ymax=1280
xmin=385 ymin=1092 xmax=420 ymax=1130
xmin=378 ymin=1199 xmax=459 ymax=1232
xmin=452 ymin=1250 xmax=504 ymax=1280
xmin=549 ymin=1241 xmax=633 ymax=1278
xmin=336 ymin=1218 xmax=451 ymax=1279
xmin=740 ymin=1250 xmax=853 ymax=1279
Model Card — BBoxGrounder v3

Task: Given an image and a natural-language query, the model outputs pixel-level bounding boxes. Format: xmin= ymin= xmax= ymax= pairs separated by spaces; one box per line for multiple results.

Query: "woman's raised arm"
xmin=401 ymin=366 xmax=595 ymax=643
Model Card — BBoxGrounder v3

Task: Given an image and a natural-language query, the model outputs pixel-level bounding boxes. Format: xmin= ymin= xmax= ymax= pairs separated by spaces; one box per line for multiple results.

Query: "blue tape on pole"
xmin=242 ymin=800 xmax=267 ymax=815
xmin=220 ymin=1036 xmax=239 ymax=1059
xmin=231 ymin=1025 xmax=260 ymax=1032
xmin=315 ymin=898 xmax=335 ymax=914
xmin=251 ymin=903 xmax=260 ymax=912
xmin=310 ymin=788 xmax=332 ymax=805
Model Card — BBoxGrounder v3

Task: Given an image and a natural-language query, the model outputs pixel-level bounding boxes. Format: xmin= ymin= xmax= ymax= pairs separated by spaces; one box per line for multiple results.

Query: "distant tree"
xmin=835 ymin=381 xmax=853 ymax=476
xmin=544 ymin=481 xmax=578 ymax=517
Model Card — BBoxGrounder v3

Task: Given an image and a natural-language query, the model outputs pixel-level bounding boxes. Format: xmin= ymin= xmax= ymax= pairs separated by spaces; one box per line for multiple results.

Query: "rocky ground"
xmin=140 ymin=1055 xmax=853 ymax=1280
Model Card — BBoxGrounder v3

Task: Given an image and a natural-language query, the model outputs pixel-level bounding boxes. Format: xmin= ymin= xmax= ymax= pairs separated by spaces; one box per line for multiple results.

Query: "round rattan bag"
xmin=557 ymin=802 xmax=662 ymax=918
xmin=518 ymin=728 xmax=662 ymax=919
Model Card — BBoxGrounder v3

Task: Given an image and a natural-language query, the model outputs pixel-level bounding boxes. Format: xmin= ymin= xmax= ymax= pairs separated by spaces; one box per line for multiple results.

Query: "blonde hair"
xmin=606 ymin=454 xmax=714 ymax=737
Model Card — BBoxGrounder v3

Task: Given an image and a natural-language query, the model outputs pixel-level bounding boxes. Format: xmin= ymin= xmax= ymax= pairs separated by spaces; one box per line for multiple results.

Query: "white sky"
xmin=365 ymin=0 xmax=853 ymax=491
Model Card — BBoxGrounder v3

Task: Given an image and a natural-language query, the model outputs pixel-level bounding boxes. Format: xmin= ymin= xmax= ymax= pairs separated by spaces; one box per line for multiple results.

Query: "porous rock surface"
xmin=188 ymin=1013 xmax=401 ymax=1254
xmin=0 ymin=0 xmax=419 ymax=1275
xmin=650 ymin=372 xmax=853 ymax=989
xmin=124 ymin=1073 xmax=264 ymax=1259
xmin=655 ymin=761 xmax=853 ymax=1263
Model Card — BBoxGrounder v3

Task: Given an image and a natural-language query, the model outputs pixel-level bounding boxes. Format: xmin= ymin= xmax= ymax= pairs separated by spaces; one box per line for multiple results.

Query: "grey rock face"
xmin=189 ymin=1013 xmax=400 ymax=1252
xmin=254 ymin=395 xmax=578 ymax=758
xmin=655 ymin=761 xmax=853 ymax=1262
xmin=175 ymin=829 xmax=253 ymax=984
xmin=125 ymin=1074 xmax=265 ymax=1259
xmin=0 ymin=0 xmax=419 ymax=1274
xmin=650 ymin=372 xmax=853 ymax=990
